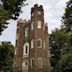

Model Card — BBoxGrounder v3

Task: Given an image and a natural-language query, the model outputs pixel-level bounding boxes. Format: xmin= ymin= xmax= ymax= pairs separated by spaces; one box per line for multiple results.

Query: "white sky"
xmin=0 ymin=0 xmax=68 ymax=45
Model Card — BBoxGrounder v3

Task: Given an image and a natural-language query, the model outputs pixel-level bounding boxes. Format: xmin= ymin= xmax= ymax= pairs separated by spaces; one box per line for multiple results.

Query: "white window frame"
xmin=37 ymin=57 xmax=43 ymax=68
xmin=31 ymin=40 xmax=34 ymax=49
xmin=37 ymin=11 xmax=41 ymax=15
xmin=25 ymin=27 xmax=29 ymax=37
xmin=23 ymin=43 xmax=29 ymax=58
xmin=22 ymin=59 xmax=28 ymax=72
xmin=31 ymin=22 xmax=34 ymax=30
xmin=37 ymin=38 xmax=42 ymax=48
xmin=37 ymin=20 xmax=41 ymax=28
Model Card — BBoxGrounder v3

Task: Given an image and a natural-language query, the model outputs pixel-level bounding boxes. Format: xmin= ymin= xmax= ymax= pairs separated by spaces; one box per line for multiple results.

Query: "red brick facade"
xmin=13 ymin=4 xmax=51 ymax=72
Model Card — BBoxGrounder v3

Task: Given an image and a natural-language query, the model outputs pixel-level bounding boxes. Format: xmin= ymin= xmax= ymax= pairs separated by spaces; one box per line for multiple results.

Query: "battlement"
xmin=31 ymin=4 xmax=43 ymax=14
xmin=34 ymin=4 xmax=43 ymax=8
xmin=17 ymin=19 xmax=27 ymax=24
xmin=17 ymin=19 xmax=31 ymax=27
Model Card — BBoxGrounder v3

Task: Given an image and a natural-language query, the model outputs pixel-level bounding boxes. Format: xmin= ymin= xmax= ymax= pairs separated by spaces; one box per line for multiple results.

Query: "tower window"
xmin=31 ymin=22 xmax=34 ymax=30
xmin=37 ymin=11 xmax=41 ymax=15
xmin=26 ymin=62 xmax=28 ymax=65
xmin=22 ymin=59 xmax=28 ymax=71
xmin=37 ymin=38 xmax=42 ymax=48
xmin=25 ymin=60 xmax=28 ymax=65
xmin=37 ymin=40 xmax=40 ymax=47
xmin=23 ymin=43 xmax=29 ymax=58
xmin=22 ymin=60 xmax=28 ymax=72
xmin=37 ymin=20 xmax=41 ymax=28
xmin=37 ymin=57 xmax=43 ymax=68
xmin=31 ymin=40 xmax=34 ymax=49
xmin=25 ymin=27 xmax=29 ymax=37
xmin=26 ymin=46 xmax=28 ymax=54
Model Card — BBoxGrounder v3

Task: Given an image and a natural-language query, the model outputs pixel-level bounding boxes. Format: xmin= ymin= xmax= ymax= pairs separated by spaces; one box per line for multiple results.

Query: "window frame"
xmin=25 ymin=27 xmax=29 ymax=37
xmin=37 ymin=20 xmax=41 ymax=28
xmin=23 ymin=43 xmax=29 ymax=58
xmin=31 ymin=22 xmax=34 ymax=30
xmin=31 ymin=40 xmax=34 ymax=49
xmin=37 ymin=57 xmax=43 ymax=68
xmin=37 ymin=11 xmax=41 ymax=15
xmin=37 ymin=38 xmax=42 ymax=48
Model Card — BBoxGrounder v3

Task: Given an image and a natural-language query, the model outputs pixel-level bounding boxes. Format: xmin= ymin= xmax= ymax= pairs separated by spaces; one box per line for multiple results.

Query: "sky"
xmin=0 ymin=0 xmax=68 ymax=46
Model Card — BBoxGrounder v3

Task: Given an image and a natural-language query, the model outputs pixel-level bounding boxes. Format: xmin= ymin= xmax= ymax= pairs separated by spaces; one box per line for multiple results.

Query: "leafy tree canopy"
xmin=62 ymin=0 xmax=72 ymax=32
xmin=0 ymin=41 xmax=15 ymax=72
xmin=0 ymin=0 xmax=27 ymax=35
xmin=57 ymin=49 xmax=72 ymax=72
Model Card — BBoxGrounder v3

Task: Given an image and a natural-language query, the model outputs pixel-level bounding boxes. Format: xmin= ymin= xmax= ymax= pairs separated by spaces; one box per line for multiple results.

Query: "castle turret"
xmin=13 ymin=4 xmax=51 ymax=72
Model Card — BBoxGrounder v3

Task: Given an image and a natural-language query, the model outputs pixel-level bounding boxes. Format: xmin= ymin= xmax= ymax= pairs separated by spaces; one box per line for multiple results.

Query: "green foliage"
xmin=0 ymin=7 xmax=9 ymax=34
xmin=0 ymin=0 xmax=27 ymax=34
xmin=62 ymin=0 xmax=72 ymax=32
xmin=57 ymin=49 xmax=72 ymax=72
xmin=50 ymin=0 xmax=72 ymax=72
xmin=49 ymin=28 xmax=71 ymax=72
xmin=0 ymin=41 xmax=15 ymax=72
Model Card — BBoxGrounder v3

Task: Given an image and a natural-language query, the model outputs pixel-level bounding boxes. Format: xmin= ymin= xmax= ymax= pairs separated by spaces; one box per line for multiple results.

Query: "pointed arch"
xmin=31 ymin=39 xmax=34 ymax=49
xmin=23 ymin=43 xmax=29 ymax=58
xmin=37 ymin=57 xmax=43 ymax=68
xmin=37 ymin=38 xmax=42 ymax=48
xmin=25 ymin=27 xmax=29 ymax=37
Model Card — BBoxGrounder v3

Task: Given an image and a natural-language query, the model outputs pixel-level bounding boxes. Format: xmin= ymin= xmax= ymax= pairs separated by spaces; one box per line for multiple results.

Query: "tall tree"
xmin=62 ymin=0 xmax=72 ymax=33
xmin=50 ymin=0 xmax=72 ymax=71
xmin=57 ymin=48 xmax=72 ymax=72
xmin=0 ymin=0 xmax=27 ymax=35
xmin=49 ymin=28 xmax=70 ymax=72
xmin=56 ymin=0 xmax=72 ymax=72
xmin=0 ymin=41 xmax=15 ymax=72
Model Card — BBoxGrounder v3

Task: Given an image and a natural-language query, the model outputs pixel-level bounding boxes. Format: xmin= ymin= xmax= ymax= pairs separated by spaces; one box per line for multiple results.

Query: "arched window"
xmin=37 ymin=57 xmax=43 ymax=68
xmin=23 ymin=43 xmax=29 ymax=58
xmin=31 ymin=58 xmax=34 ymax=68
xmin=37 ymin=11 xmax=41 ymax=15
xmin=22 ymin=60 xmax=28 ymax=67
xmin=31 ymin=40 xmax=34 ymax=49
xmin=25 ymin=46 xmax=28 ymax=54
xmin=37 ymin=38 xmax=42 ymax=48
xmin=22 ymin=59 xmax=28 ymax=71
xmin=31 ymin=22 xmax=34 ymax=30
xmin=37 ymin=20 xmax=41 ymax=28
xmin=25 ymin=27 xmax=29 ymax=37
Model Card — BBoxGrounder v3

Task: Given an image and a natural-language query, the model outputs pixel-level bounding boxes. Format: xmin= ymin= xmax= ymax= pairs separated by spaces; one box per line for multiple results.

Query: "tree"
xmin=0 ymin=0 xmax=27 ymax=35
xmin=49 ymin=0 xmax=72 ymax=72
xmin=56 ymin=0 xmax=72 ymax=72
xmin=49 ymin=28 xmax=71 ymax=72
xmin=62 ymin=0 xmax=72 ymax=33
xmin=57 ymin=48 xmax=72 ymax=72
xmin=0 ymin=41 xmax=15 ymax=72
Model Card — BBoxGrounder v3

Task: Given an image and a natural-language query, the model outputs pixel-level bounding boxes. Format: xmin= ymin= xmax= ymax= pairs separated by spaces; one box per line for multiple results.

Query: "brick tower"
xmin=13 ymin=4 xmax=51 ymax=72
